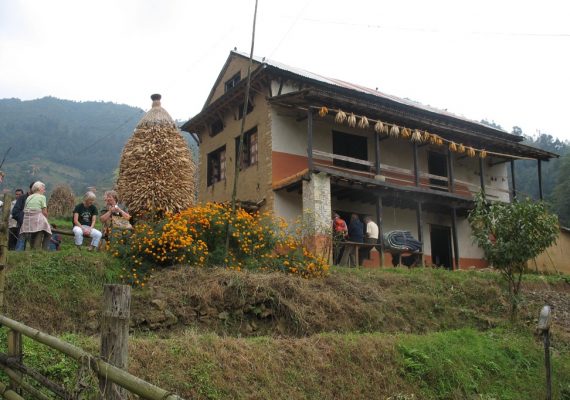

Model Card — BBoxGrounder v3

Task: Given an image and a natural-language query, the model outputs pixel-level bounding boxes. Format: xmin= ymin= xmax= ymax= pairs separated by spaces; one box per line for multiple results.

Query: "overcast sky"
xmin=1 ymin=0 xmax=569 ymax=141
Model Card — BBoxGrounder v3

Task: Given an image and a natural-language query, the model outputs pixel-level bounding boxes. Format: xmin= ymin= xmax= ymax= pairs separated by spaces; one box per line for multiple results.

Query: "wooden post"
xmin=416 ymin=201 xmax=424 ymax=265
xmin=307 ymin=108 xmax=314 ymax=173
xmin=510 ymin=159 xmax=517 ymax=201
xmin=7 ymin=330 xmax=23 ymax=395
xmin=479 ymin=157 xmax=486 ymax=195
xmin=376 ymin=196 xmax=385 ymax=267
xmin=413 ymin=142 xmax=419 ymax=187
xmin=538 ymin=159 xmax=543 ymax=200
xmin=374 ymin=130 xmax=381 ymax=175
xmin=0 ymin=193 xmax=12 ymax=311
xmin=451 ymin=207 xmax=460 ymax=270
xmin=447 ymin=147 xmax=455 ymax=193
xmin=100 ymin=284 xmax=131 ymax=400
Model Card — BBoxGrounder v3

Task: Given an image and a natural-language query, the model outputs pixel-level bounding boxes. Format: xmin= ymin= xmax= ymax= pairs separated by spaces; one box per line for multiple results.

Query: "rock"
xmin=218 ymin=311 xmax=229 ymax=320
xmin=164 ymin=310 xmax=178 ymax=326
xmin=151 ymin=299 xmax=168 ymax=311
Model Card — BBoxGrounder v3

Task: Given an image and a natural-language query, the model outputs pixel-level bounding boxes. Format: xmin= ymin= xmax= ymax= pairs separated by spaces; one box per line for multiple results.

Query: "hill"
xmin=4 ymin=250 xmax=570 ymax=399
xmin=0 ymin=97 xmax=197 ymax=195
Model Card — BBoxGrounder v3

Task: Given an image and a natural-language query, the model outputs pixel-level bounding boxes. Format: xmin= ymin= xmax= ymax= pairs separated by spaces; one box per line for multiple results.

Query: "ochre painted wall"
xmin=528 ymin=230 xmax=570 ymax=274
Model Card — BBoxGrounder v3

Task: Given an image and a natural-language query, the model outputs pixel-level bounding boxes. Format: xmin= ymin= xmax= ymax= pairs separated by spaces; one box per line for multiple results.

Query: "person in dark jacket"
xmin=340 ymin=214 xmax=363 ymax=267
xmin=11 ymin=182 xmax=33 ymax=251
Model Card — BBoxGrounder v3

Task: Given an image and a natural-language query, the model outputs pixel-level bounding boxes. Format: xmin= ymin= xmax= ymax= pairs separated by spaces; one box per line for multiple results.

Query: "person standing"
xmin=19 ymin=181 xmax=52 ymax=250
xmin=341 ymin=214 xmax=363 ymax=267
xmin=12 ymin=183 xmax=34 ymax=251
xmin=8 ymin=188 xmax=23 ymax=250
xmin=332 ymin=213 xmax=348 ymax=264
xmin=364 ymin=216 xmax=379 ymax=244
xmin=72 ymin=191 xmax=102 ymax=251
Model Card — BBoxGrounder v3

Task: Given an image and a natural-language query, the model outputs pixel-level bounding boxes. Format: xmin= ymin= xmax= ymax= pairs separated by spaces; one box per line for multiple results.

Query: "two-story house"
xmin=181 ymin=51 xmax=556 ymax=269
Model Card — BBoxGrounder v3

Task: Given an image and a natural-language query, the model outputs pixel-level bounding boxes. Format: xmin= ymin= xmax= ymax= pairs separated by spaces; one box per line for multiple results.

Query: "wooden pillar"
xmin=538 ymin=159 xmax=543 ymax=200
xmin=416 ymin=201 xmax=424 ymax=265
xmin=7 ymin=330 xmax=23 ymax=395
xmin=100 ymin=284 xmax=131 ymax=400
xmin=479 ymin=157 xmax=485 ymax=194
xmin=376 ymin=195 xmax=385 ymax=267
xmin=413 ymin=142 xmax=419 ymax=187
xmin=510 ymin=160 xmax=517 ymax=201
xmin=0 ymin=193 xmax=12 ymax=312
xmin=451 ymin=207 xmax=460 ymax=270
xmin=374 ymin=130 xmax=381 ymax=175
xmin=447 ymin=148 xmax=455 ymax=193
xmin=307 ymin=108 xmax=314 ymax=173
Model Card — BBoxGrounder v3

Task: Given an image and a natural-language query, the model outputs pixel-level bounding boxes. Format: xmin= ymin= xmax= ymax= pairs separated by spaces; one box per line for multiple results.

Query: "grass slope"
xmin=2 ymin=251 xmax=570 ymax=399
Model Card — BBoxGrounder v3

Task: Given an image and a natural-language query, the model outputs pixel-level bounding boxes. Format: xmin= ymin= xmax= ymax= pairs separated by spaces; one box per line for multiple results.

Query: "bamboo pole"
xmin=0 ymin=353 xmax=70 ymax=399
xmin=7 ymin=330 xmax=22 ymax=395
xmin=0 ymin=193 xmax=12 ymax=312
xmin=0 ymin=380 xmax=25 ymax=400
xmin=100 ymin=284 xmax=131 ymax=400
xmin=0 ymin=315 xmax=184 ymax=400
xmin=0 ymin=364 xmax=50 ymax=400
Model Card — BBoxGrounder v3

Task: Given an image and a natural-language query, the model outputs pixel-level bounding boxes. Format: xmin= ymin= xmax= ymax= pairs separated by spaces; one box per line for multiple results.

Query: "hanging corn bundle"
xmin=401 ymin=127 xmax=411 ymax=139
xmin=429 ymin=134 xmax=438 ymax=145
xmin=347 ymin=113 xmax=357 ymax=127
xmin=357 ymin=116 xmax=370 ymax=129
xmin=335 ymin=109 xmax=347 ymax=124
xmin=382 ymin=124 xmax=390 ymax=135
xmin=435 ymin=135 xmax=444 ymax=146
xmin=479 ymin=150 xmax=488 ymax=158
xmin=411 ymin=129 xmax=422 ymax=143
xmin=47 ymin=184 xmax=76 ymax=218
xmin=449 ymin=141 xmax=458 ymax=152
xmin=318 ymin=106 xmax=328 ymax=117
xmin=466 ymin=147 xmax=476 ymax=157
xmin=457 ymin=143 xmax=466 ymax=153
xmin=117 ymin=94 xmax=196 ymax=219
xmin=374 ymin=120 xmax=385 ymax=135
xmin=422 ymin=131 xmax=431 ymax=143
xmin=389 ymin=124 xmax=400 ymax=138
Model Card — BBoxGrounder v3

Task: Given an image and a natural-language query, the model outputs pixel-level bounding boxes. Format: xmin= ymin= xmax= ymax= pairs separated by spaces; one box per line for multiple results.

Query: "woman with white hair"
xmin=72 ymin=191 xmax=102 ymax=251
xmin=20 ymin=181 xmax=52 ymax=250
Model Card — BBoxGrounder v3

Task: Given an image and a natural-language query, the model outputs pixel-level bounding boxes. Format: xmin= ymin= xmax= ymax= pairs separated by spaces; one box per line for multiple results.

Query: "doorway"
xmin=428 ymin=151 xmax=448 ymax=191
xmin=430 ymin=225 xmax=452 ymax=269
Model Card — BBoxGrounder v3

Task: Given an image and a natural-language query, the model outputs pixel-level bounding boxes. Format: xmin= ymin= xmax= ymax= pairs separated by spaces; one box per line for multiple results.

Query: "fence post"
xmin=0 ymin=193 xmax=12 ymax=311
xmin=7 ymin=329 xmax=23 ymax=395
xmin=99 ymin=284 xmax=131 ymax=400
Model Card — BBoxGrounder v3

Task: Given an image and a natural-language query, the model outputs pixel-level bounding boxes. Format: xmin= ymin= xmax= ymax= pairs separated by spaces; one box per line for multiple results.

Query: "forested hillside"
xmin=0 ymin=97 xmax=145 ymax=193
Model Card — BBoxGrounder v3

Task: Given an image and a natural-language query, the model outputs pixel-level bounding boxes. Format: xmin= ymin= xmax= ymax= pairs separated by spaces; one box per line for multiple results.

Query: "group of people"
xmin=6 ymin=182 xmax=131 ymax=252
xmin=332 ymin=213 xmax=379 ymax=266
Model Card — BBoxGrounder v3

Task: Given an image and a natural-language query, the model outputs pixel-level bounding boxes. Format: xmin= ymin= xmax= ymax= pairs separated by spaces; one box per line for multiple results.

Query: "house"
xmin=181 ymin=51 xmax=557 ymax=269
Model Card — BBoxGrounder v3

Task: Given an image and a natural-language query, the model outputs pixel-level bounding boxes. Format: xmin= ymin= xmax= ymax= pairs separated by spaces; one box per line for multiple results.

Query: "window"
xmin=428 ymin=151 xmax=448 ymax=191
xmin=238 ymin=101 xmax=254 ymax=119
xmin=210 ymin=119 xmax=224 ymax=136
xmin=224 ymin=73 xmax=241 ymax=92
xmin=235 ymin=127 xmax=258 ymax=169
xmin=332 ymin=131 xmax=369 ymax=172
xmin=207 ymin=146 xmax=226 ymax=186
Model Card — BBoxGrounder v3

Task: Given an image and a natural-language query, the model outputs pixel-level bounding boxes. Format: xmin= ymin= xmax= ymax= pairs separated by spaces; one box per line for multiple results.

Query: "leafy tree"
xmin=468 ymin=192 xmax=559 ymax=317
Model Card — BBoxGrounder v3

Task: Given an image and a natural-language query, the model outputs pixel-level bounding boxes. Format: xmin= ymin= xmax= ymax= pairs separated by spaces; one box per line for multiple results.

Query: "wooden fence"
xmin=0 ymin=193 xmax=185 ymax=400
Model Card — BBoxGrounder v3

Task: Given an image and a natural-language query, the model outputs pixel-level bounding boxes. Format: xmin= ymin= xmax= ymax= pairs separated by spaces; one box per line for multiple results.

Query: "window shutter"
xmin=220 ymin=150 xmax=226 ymax=180
xmin=250 ymin=131 xmax=258 ymax=165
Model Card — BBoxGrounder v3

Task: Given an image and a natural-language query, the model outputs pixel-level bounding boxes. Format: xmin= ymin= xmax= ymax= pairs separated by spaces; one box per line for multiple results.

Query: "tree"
xmin=468 ymin=192 xmax=559 ymax=317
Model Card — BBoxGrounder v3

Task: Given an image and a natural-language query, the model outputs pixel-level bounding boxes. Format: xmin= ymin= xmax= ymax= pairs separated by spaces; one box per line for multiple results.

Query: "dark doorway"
xmin=428 ymin=151 xmax=448 ymax=191
xmin=332 ymin=131 xmax=368 ymax=171
xmin=430 ymin=225 xmax=452 ymax=269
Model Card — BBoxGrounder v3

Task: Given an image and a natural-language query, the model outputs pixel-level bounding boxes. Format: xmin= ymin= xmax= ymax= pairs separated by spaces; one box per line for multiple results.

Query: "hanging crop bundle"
xmin=117 ymin=94 xmax=196 ymax=219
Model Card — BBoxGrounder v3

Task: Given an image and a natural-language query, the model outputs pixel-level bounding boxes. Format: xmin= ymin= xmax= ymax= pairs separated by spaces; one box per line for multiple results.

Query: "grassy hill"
xmin=3 ymin=248 xmax=570 ymax=399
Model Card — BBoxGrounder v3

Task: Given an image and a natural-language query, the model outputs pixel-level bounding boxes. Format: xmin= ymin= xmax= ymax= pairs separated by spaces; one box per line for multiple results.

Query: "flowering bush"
xmin=110 ymin=203 xmax=329 ymax=286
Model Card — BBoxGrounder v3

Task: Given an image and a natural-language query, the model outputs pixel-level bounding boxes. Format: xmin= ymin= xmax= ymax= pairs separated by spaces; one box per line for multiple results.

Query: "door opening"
xmin=430 ymin=225 xmax=452 ymax=269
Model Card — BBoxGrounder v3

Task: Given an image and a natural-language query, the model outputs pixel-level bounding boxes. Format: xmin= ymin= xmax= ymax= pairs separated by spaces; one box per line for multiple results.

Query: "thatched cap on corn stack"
xmin=116 ymin=94 xmax=196 ymax=219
